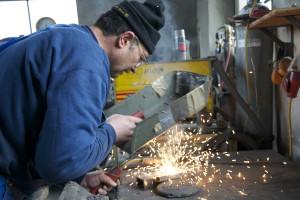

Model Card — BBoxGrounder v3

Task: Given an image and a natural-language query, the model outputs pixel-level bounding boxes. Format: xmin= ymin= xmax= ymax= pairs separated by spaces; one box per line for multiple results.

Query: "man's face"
xmin=110 ymin=36 xmax=149 ymax=78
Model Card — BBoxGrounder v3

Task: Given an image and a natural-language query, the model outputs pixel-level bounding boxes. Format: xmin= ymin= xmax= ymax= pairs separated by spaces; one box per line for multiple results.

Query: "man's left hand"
xmin=80 ymin=170 xmax=118 ymax=195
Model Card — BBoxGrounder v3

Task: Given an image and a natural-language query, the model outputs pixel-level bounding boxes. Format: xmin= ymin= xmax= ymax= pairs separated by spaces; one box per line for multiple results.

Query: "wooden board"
xmin=249 ymin=7 xmax=300 ymax=29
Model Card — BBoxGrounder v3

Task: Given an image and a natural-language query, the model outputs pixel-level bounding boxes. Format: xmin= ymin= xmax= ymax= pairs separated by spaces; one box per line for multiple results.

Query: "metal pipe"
xmin=26 ymin=0 xmax=32 ymax=33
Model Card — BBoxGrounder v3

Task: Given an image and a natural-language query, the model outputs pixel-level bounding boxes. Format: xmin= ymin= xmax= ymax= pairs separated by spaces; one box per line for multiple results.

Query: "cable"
xmin=244 ymin=24 xmax=251 ymax=130
xmin=224 ymin=26 xmax=232 ymax=73
xmin=248 ymin=30 xmax=259 ymax=114
xmin=245 ymin=24 xmax=251 ymax=105
xmin=245 ymin=1 xmax=261 ymax=128
xmin=249 ymin=0 xmax=259 ymax=18
xmin=288 ymin=98 xmax=293 ymax=160
xmin=203 ymin=127 xmax=259 ymax=152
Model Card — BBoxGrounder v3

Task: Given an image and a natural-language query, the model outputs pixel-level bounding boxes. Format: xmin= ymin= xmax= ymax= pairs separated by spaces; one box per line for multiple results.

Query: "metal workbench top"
xmin=117 ymin=150 xmax=300 ymax=200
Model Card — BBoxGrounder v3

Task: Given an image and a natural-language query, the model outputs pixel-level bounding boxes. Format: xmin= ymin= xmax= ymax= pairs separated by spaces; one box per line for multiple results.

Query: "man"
xmin=0 ymin=0 xmax=165 ymax=199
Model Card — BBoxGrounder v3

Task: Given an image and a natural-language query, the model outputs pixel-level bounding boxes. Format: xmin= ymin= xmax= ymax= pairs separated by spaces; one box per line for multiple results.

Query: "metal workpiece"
xmin=105 ymin=71 xmax=212 ymax=153
xmin=136 ymin=174 xmax=157 ymax=191
xmin=154 ymin=173 xmax=182 ymax=183
xmin=136 ymin=171 xmax=182 ymax=191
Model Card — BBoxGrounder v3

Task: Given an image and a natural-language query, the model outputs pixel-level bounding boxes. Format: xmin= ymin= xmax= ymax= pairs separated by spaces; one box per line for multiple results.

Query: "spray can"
xmin=174 ymin=29 xmax=187 ymax=61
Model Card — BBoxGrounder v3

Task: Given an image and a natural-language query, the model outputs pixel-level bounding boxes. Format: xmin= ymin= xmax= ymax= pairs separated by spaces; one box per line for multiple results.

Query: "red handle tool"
xmin=131 ymin=109 xmax=145 ymax=119
xmin=90 ymin=166 xmax=123 ymax=195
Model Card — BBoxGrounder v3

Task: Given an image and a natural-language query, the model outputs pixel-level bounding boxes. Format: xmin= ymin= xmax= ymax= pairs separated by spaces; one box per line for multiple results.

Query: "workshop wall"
xmin=272 ymin=0 xmax=300 ymax=164
xmin=197 ymin=0 xmax=235 ymax=58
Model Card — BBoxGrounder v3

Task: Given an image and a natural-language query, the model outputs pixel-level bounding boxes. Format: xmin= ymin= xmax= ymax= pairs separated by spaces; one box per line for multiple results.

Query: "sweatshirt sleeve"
xmin=34 ymin=66 xmax=115 ymax=183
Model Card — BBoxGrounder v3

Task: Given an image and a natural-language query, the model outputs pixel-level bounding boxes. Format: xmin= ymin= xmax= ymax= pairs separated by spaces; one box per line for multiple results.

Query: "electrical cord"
xmin=224 ymin=26 xmax=232 ymax=73
xmin=247 ymin=25 xmax=260 ymax=115
xmin=244 ymin=0 xmax=261 ymax=131
xmin=243 ymin=24 xmax=253 ymax=131
xmin=288 ymin=98 xmax=293 ymax=160
xmin=249 ymin=0 xmax=259 ymax=18
xmin=245 ymin=24 xmax=251 ymax=105
xmin=202 ymin=127 xmax=259 ymax=152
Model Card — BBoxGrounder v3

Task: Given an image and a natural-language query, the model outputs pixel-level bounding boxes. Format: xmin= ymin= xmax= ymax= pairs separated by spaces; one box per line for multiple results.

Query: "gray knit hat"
xmin=112 ymin=0 xmax=165 ymax=54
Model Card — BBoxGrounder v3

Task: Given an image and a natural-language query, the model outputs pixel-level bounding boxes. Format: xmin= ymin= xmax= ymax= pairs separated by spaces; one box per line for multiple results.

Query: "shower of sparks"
xmin=232 ymin=186 xmax=248 ymax=196
xmin=119 ymin=121 xmax=288 ymax=198
xmin=124 ymin=126 xmax=221 ymax=188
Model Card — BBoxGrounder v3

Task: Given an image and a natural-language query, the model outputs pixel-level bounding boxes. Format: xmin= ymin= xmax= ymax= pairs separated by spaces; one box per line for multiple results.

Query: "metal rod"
xmin=285 ymin=15 xmax=300 ymax=30
xmin=154 ymin=173 xmax=182 ymax=182
xmin=26 ymin=0 xmax=32 ymax=33
xmin=259 ymin=28 xmax=286 ymax=49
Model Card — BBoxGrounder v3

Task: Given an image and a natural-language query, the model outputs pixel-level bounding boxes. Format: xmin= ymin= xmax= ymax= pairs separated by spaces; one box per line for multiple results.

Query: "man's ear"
xmin=117 ymin=31 xmax=135 ymax=48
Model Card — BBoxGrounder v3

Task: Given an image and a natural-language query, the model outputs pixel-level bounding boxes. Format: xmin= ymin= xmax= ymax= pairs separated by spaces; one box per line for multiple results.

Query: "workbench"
xmin=117 ymin=150 xmax=300 ymax=200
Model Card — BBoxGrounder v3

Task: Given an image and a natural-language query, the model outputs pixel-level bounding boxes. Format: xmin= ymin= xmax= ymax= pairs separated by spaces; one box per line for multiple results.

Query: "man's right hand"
xmin=107 ymin=114 xmax=142 ymax=147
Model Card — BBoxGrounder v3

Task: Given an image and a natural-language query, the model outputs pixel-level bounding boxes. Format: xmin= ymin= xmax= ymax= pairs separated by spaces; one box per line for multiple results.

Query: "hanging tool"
xmin=276 ymin=57 xmax=300 ymax=98
xmin=271 ymin=57 xmax=293 ymax=84
xmin=282 ymin=67 xmax=300 ymax=98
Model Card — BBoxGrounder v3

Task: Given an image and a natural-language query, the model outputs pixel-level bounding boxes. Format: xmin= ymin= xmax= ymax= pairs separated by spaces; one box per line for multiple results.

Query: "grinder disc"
xmin=155 ymin=180 xmax=200 ymax=198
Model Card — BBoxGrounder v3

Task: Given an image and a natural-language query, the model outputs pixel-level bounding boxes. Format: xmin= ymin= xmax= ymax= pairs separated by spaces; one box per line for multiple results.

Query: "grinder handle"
xmin=90 ymin=166 xmax=123 ymax=195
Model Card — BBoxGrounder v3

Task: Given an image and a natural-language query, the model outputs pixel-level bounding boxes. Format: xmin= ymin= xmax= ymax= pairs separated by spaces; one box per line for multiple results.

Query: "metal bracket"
xmin=285 ymin=16 xmax=300 ymax=30
xmin=259 ymin=27 xmax=294 ymax=57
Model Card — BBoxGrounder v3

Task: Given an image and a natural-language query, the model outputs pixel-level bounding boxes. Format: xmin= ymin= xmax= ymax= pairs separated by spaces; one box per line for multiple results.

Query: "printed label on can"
xmin=237 ymin=38 xmax=261 ymax=48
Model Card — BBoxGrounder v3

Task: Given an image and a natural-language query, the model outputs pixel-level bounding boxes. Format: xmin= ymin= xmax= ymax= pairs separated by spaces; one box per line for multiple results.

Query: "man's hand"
xmin=80 ymin=170 xmax=118 ymax=195
xmin=107 ymin=114 xmax=142 ymax=147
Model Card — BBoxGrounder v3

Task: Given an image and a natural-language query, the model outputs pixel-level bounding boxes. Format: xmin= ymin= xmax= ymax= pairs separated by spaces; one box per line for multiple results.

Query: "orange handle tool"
xmin=90 ymin=166 xmax=123 ymax=195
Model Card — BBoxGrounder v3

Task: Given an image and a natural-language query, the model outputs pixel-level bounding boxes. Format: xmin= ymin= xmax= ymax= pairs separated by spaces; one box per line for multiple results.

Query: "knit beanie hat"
xmin=112 ymin=0 xmax=165 ymax=54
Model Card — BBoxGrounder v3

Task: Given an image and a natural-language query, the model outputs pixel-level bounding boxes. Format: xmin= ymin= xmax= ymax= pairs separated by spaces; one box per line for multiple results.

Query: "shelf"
xmin=248 ymin=7 xmax=300 ymax=56
xmin=249 ymin=6 xmax=300 ymax=29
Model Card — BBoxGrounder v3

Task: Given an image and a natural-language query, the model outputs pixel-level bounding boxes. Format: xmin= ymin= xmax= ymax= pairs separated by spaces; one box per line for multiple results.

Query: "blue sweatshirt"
xmin=0 ymin=24 xmax=116 ymax=185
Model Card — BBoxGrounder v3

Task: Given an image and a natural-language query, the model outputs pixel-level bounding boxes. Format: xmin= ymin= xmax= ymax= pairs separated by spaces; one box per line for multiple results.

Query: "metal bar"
xmin=154 ymin=173 xmax=182 ymax=182
xmin=259 ymin=28 xmax=286 ymax=49
xmin=26 ymin=0 xmax=32 ymax=33
xmin=285 ymin=15 xmax=300 ymax=30
xmin=136 ymin=175 xmax=156 ymax=190
xmin=136 ymin=172 xmax=182 ymax=190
